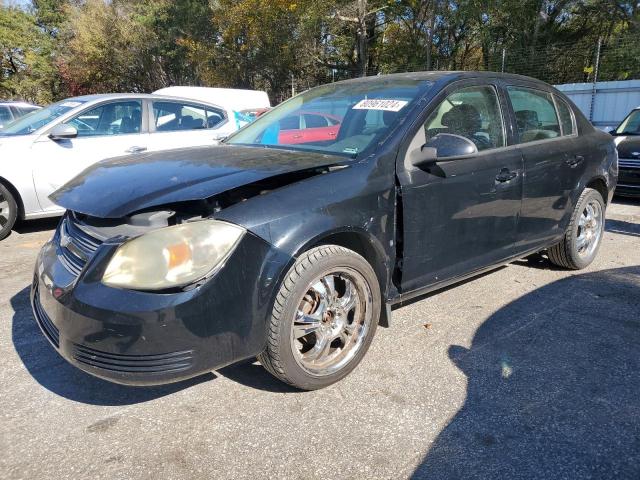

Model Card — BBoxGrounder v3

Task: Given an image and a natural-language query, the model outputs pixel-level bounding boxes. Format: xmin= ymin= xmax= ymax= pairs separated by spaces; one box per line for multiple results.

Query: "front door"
xmin=397 ymin=82 xmax=523 ymax=293
xmin=31 ymin=99 xmax=147 ymax=212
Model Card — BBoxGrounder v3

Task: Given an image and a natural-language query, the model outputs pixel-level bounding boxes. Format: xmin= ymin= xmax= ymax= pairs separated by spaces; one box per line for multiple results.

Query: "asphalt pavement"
xmin=1 ymin=200 xmax=639 ymax=480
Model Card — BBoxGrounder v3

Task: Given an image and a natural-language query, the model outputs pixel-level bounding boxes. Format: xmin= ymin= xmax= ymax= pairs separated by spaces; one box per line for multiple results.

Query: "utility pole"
xmin=501 ymin=48 xmax=506 ymax=73
xmin=291 ymin=73 xmax=295 ymax=97
xmin=589 ymin=37 xmax=602 ymax=123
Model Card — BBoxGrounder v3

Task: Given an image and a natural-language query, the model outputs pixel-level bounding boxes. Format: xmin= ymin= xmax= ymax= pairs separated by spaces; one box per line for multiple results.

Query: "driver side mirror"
xmin=49 ymin=124 xmax=78 ymax=141
xmin=410 ymin=133 xmax=478 ymax=168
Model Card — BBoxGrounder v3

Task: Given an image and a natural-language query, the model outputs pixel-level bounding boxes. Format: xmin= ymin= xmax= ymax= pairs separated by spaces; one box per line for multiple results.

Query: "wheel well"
xmin=0 ymin=177 xmax=24 ymax=220
xmin=587 ymin=178 xmax=608 ymax=205
xmin=311 ymin=231 xmax=389 ymax=298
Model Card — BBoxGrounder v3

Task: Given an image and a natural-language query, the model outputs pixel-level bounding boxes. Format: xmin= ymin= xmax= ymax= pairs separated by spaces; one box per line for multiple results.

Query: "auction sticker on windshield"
xmin=352 ymin=99 xmax=408 ymax=112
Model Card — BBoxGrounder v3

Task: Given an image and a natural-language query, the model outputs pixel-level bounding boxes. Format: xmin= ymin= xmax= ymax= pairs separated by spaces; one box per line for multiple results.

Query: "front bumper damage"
xmin=31 ymin=217 xmax=291 ymax=386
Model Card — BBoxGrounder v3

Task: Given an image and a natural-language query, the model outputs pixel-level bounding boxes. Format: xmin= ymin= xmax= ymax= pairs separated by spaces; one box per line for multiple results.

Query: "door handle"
xmin=495 ymin=168 xmax=517 ymax=183
xmin=126 ymin=146 xmax=147 ymax=154
xmin=566 ymin=155 xmax=584 ymax=168
xmin=292 ymin=134 xmax=303 ymax=139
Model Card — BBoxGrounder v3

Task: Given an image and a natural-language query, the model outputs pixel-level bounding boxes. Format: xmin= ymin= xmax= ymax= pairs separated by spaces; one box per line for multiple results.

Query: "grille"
xmin=32 ymin=285 xmax=60 ymax=348
xmin=57 ymin=214 xmax=103 ymax=276
xmin=619 ymin=158 xmax=640 ymax=169
xmin=73 ymin=344 xmax=194 ymax=374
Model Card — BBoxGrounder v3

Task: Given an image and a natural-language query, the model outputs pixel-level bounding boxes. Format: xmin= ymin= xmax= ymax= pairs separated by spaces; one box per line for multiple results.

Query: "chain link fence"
xmin=495 ymin=33 xmax=640 ymax=85
xmin=293 ymin=32 xmax=639 ymax=96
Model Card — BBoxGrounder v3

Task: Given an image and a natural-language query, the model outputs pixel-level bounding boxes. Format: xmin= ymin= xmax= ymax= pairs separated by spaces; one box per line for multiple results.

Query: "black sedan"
xmin=611 ymin=107 xmax=640 ymax=197
xmin=32 ymin=72 xmax=617 ymax=390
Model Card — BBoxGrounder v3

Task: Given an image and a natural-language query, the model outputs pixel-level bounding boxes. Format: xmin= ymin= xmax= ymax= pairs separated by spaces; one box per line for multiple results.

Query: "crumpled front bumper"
xmin=31 ymin=229 xmax=291 ymax=386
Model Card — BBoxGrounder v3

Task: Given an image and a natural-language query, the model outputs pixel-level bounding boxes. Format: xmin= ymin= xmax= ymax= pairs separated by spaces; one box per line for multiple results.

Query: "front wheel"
xmin=547 ymin=188 xmax=605 ymax=270
xmin=258 ymin=245 xmax=381 ymax=390
xmin=0 ymin=184 xmax=18 ymax=241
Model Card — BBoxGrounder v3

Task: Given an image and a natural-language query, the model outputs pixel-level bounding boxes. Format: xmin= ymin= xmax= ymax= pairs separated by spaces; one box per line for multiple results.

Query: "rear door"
xmin=505 ymin=85 xmax=583 ymax=250
xmin=148 ymin=100 xmax=228 ymax=151
xmin=301 ymin=113 xmax=340 ymax=142
xmin=397 ymin=80 xmax=523 ymax=293
xmin=277 ymin=114 xmax=304 ymax=144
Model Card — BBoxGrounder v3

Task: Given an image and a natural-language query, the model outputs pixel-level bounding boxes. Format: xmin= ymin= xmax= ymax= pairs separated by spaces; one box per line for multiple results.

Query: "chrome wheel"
xmin=576 ymin=199 xmax=603 ymax=257
xmin=290 ymin=267 xmax=373 ymax=377
xmin=0 ymin=193 xmax=10 ymax=229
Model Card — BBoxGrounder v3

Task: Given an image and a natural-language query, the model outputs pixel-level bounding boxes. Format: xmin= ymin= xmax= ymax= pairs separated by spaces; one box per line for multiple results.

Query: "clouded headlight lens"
xmin=102 ymin=220 xmax=245 ymax=290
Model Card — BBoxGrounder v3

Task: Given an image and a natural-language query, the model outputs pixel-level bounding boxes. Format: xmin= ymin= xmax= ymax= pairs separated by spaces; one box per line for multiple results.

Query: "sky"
xmin=2 ymin=0 xmax=32 ymax=8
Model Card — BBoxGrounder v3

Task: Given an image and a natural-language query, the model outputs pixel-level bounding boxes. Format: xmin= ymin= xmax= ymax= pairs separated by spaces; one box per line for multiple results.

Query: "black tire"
xmin=0 ymin=183 xmax=18 ymax=241
xmin=258 ymin=245 xmax=381 ymax=390
xmin=547 ymin=188 xmax=605 ymax=270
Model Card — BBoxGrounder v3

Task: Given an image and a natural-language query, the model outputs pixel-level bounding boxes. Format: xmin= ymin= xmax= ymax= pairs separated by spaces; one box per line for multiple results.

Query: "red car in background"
xmin=278 ymin=111 xmax=342 ymax=144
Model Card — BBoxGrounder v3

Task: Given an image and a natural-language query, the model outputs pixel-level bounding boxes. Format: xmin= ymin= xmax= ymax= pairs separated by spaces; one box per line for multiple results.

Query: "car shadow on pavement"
xmin=14 ymin=217 xmax=60 ymax=235
xmin=606 ymin=218 xmax=640 ymax=237
xmin=411 ymin=265 xmax=640 ymax=480
xmin=218 ymin=361 xmax=301 ymax=393
xmin=10 ymin=286 xmax=215 ymax=406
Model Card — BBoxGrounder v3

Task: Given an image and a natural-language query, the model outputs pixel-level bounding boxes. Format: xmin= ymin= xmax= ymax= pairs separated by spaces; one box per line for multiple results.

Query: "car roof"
xmin=332 ymin=70 xmax=553 ymax=87
xmin=64 ymin=93 xmax=226 ymax=107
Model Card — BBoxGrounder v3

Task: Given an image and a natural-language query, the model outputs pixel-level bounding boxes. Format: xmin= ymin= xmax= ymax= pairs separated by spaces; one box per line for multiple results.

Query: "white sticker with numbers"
xmin=352 ymin=99 xmax=408 ymax=112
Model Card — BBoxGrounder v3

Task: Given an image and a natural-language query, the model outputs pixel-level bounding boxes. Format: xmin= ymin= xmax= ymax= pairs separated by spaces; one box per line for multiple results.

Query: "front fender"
xmin=215 ymin=155 xmax=397 ymax=291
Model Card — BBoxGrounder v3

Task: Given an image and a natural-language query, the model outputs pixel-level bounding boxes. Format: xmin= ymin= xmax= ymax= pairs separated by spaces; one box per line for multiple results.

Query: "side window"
xmin=206 ymin=108 xmax=225 ymax=129
xmin=153 ymin=102 xmax=224 ymax=131
xmin=69 ymin=101 xmax=142 ymax=137
xmin=424 ymin=85 xmax=505 ymax=152
xmin=555 ymin=96 xmax=575 ymax=136
xmin=304 ymin=114 xmax=329 ymax=129
xmin=0 ymin=106 xmax=12 ymax=124
xmin=279 ymin=115 xmax=300 ymax=131
xmin=507 ymin=87 xmax=560 ymax=143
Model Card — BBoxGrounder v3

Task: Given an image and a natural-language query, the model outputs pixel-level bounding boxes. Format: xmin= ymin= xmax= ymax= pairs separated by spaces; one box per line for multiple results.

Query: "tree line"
xmin=1 ymin=0 xmax=638 ymax=105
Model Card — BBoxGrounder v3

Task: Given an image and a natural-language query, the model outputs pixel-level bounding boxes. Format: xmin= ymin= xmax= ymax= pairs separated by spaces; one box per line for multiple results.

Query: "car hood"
xmin=50 ymin=145 xmax=346 ymax=218
xmin=0 ymin=134 xmax=35 ymax=148
xmin=615 ymin=135 xmax=640 ymax=159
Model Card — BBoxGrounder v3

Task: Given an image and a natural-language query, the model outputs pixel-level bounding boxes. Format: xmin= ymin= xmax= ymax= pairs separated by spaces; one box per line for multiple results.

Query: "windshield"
xmin=615 ymin=109 xmax=640 ymax=135
xmin=226 ymin=78 xmax=433 ymax=157
xmin=0 ymin=99 xmax=87 ymax=136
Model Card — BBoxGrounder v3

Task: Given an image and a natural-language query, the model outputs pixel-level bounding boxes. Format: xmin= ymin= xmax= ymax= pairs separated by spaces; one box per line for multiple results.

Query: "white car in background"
xmin=0 ymin=89 xmax=270 ymax=240
xmin=154 ymin=86 xmax=270 ymax=129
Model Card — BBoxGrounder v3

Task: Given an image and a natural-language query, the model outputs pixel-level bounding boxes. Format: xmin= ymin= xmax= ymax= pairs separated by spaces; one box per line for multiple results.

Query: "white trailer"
xmin=555 ymin=80 xmax=640 ymax=131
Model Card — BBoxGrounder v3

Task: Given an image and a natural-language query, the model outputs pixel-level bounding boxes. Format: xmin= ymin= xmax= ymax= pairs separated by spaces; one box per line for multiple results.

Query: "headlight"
xmin=102 ymin=220 xmax=245 ymax=290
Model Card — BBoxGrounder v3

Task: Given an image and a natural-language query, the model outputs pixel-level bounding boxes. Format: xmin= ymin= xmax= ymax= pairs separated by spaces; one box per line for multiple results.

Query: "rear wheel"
xmin=547 ymin=188 xmax=605 ymax=270
xmin=0 ymin=184 xmax=17 ymax=241
xmin=258 ymin=245 xmax=381 ymax=390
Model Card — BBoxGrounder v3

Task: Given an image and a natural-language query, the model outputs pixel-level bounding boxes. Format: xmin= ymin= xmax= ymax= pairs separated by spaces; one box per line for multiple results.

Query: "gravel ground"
xmin=1 ymin=199 xmax=639 ymax=480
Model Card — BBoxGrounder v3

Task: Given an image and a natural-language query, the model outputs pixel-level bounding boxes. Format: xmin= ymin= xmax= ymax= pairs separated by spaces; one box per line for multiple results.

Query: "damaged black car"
xmin=32 ymin=72 xmax=617 ymax=390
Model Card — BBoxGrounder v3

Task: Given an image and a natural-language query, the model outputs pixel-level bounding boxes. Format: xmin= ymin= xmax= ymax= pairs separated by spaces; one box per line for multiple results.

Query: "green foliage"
xmin=0 ymin=6 xmax=55 ymax=103
xmin=0 ymin=0 xmax=638 ymax=103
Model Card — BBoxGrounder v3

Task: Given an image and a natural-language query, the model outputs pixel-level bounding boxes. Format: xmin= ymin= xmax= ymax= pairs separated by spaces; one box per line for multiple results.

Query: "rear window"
xmin=555 ymin=97 xmax=575 ymax=136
